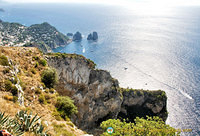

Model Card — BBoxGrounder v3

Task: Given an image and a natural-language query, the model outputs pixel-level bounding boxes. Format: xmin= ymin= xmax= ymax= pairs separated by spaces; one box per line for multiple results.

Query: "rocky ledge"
xmin=46 ymin=53 xmax=168 ymax=134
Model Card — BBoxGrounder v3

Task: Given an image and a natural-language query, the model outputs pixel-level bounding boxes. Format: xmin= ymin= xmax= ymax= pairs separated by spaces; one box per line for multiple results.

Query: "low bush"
xmin=3 ymin=67 xmax=10 ymax=74
xmin=35 ymin=62 xmax=39 ymax=68
xmin=4 ymin=80 xmax=18 ymax=96
xmin=32 ymin=56 xmax=39 ymax=61
xmin=31 ymin=68 xmax=36 ymax=74
xmin=56 ymin=96 xmax=78 ymax=118
xmin=13 ymin=96 xmax=18 ymax=103
xmin=38 ymin=94 xmax=46 ymax=104
xmin=0 ymin=55 xmax=9 ymax=66
xmin=11 ymin=85 xmax=18 ymax=96
xmin=39 ymin=59 xmax=47 ymax=66
xmin=41 ymin=68 xmax=58 ymax=88
xmin=5 ymin=80 xmax=12 ymax=91
xmin=100 ymin=116 xmax=180 ymax=136
xmin=35 ymin=88 xmax=42 ymax=94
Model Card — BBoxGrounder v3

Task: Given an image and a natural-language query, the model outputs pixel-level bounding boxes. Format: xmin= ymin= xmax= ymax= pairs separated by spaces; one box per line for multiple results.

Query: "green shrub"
xmin=31 ymin=68 xmax=36 ymax=74
xmin=5 ymin=80 xmax=12 ymax=91
xmin=13 ymin=96 xmax=18 ymax=103
xmin=39 ymin=59 xmax=47 ymax=66
xmin=49 ymin=88 xmax=55 ymax=93
xmin=11 ymin=85 xmax=18 ymax=96
xmin=45 ymin=88 xmax=49 ymax=93
xmin=41 ymin=68 xmax=58 ymax=88
xmin=19 ymin=79 xmax=26 ymax=90
xmin=35 ymin=88 xmax=42 ymax=94
xmin=100 ymin=116 xmax=181 ymax=136
xmin=4 ymin=80 xmax=18 ymax=96
xmin=0 ymin=55 xmax=9 ymax=66
xmin=56 ymin=96 xmax=78 ymax=118
xmin=38 ymin=94 xmax=46 ymax=104
xmin=32 ymin=56 xmax=39 ymax=61
xmin=45 ymin=94 xmax=51 ymax=100
xmin=35 ymin=62 xmax=39 ymax=68
xmin=3 ymin=67 xmax=10 ymax=74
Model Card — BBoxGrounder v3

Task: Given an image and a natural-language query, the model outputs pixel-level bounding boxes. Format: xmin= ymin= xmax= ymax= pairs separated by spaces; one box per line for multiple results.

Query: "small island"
xmin=73 ymin=31 xmax=82 ymax=41
xmin=87 ymin=31 xmax=98 ymax=41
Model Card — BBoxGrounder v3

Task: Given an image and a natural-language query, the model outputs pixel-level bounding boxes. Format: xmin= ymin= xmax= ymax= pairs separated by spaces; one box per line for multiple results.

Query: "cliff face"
xmin=119 ymin=89 xmax=167 ymax=122
xmin=46 ymin=54 xmax=122 ymax=131
xmin=46 ymin=54 xmax=168 ymax=133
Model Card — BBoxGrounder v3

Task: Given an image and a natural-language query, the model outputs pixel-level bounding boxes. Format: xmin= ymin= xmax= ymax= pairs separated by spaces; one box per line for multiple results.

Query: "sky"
xmin=1 ymin=0 xmax=200 ymax=6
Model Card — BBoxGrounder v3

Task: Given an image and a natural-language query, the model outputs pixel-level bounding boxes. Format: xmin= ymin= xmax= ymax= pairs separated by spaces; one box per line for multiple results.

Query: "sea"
xmin=0 ymin=3 xmax=200 ymax=135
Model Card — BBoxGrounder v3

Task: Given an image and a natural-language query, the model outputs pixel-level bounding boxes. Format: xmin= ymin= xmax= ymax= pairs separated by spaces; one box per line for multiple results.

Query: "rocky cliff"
xmin=46 ymin=53 xmax=168 ymax=134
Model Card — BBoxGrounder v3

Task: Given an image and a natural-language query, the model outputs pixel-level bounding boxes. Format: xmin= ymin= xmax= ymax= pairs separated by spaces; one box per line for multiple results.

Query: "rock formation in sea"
xmin=73 ymin=31 xmax=82 ymax=41
xmin=87 ymin=31 xmax=98 ymax=41
xmin=67 ymin=33 xmax=73 ymax=36
xmin=46 ymin=53 xmax=168 ymax=133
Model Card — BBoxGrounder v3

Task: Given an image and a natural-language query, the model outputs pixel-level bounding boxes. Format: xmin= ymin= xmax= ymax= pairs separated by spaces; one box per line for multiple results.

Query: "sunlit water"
xmin=1 ymin=3 xmax=200 ymax=135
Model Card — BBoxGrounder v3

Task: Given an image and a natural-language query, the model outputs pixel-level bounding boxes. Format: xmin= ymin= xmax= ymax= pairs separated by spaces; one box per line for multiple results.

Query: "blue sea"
xmin=0 ymin=3 xmax=200 ymax=135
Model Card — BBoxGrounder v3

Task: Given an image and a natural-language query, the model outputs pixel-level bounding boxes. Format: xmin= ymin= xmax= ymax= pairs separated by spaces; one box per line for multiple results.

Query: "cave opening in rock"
xmin=95 ymin=112 xmax=114 ymax=127
xmin=118 ymin=105 xmax=155 ymax=123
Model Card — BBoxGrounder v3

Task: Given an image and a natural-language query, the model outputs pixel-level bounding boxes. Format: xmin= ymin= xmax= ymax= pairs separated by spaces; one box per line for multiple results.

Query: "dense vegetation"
xmin=101 ymin=116 xmax=180 ymax=136
xmin=0 ymin=55 xmax=9 ymax=66
xmin=41 ymin=68 xmax=58 ymax=88
xmin=56 ymin=96 xmax=78 ymax=119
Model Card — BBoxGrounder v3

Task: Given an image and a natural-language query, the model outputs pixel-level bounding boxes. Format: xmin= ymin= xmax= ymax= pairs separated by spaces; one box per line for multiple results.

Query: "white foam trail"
xmin=83 ymin=47 xmax=85 ymax=53
xmin=180 ymin=90 xmax=193 ymax=100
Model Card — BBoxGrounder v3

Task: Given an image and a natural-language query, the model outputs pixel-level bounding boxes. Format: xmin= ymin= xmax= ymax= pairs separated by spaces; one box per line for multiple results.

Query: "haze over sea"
xmin=0 ymin=3 xmax=200 ymax=135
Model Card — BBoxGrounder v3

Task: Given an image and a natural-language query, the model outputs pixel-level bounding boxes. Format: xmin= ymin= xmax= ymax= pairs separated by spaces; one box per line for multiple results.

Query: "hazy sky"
xmin=2 ymin=0 xmax=200 ymax=6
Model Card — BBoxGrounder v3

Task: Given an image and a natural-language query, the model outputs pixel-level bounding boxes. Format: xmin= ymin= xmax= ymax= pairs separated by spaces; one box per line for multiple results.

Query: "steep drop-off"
xmin=46 ymin=53 xmax=168 ymax=133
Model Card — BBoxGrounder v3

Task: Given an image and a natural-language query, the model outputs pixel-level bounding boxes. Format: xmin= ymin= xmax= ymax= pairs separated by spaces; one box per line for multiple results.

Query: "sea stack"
xmin=73 ymin=31 xmax=82 ymax=41
xmin=92 ymin=31 xmax=98 ymax=41
xmin=67 ymin=33 xmax=73 ymax=37
xmin=87 ymin=31 xmax=98 ymax=41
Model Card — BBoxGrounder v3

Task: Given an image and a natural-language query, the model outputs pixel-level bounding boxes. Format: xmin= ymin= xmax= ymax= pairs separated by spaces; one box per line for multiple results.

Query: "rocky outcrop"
xmin=118 ymin=89 xmax=167 ymax=122
xmin=73 ymin=31 xmax=82 ymax=41
xmin=67 ymin=33 xmax=73 ymax=36
xmin=87 ymin=32 xmax=98 ymax=41
xmin=46 ymin=54 xmax=122 ymax=132
xmin=46 ymin=53 xmax=168 ymax=134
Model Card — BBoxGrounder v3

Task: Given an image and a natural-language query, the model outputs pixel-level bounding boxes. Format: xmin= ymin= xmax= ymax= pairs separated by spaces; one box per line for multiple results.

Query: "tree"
xmin=56 ymin=96 xmax=78 ymax=119
xmin=41 ymin=68 xmax=58 ymax=88
xmin=100 ymin=116 xmax=181 ymax=136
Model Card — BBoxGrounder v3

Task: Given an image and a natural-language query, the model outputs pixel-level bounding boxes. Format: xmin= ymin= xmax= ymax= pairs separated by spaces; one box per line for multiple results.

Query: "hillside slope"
xmin=0 ymin=47 xmax=85 ymax=136
xmin=0 ymin=47 xmax=168 ymax=135
xmin=0 ymin=21 xmax=70 ymax=52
